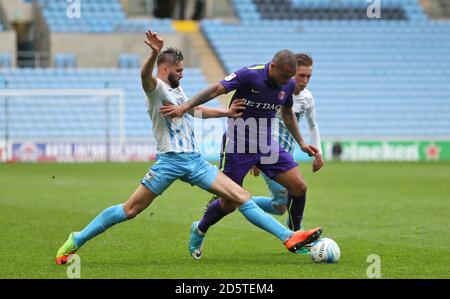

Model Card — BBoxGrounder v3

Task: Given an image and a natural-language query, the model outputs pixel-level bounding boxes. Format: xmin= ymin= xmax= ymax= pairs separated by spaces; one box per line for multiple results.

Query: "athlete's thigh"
xmin=207 ymin=171 xmax=251 ymax=206
xmin=258 ymin=146 xmax=304 ymax=190
xmin=257 ymin=146 xmax=298 ymax=180
xmin=180 ymin=154 xmax=249 ymax=203
xmin=181 ymin=155 xmax=219 ymax=191
xmin=221 ymin=152 xmax=259 ymax=185
xmin=124 ymin=184 xmax=158 ymax=216
xmin=273 ymin=166 xmax=306 ymax=193
xmin=141 ymin=153 xmax=185 ymax=196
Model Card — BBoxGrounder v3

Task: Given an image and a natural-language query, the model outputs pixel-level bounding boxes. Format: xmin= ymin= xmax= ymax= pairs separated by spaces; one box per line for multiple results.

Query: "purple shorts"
xmin=219 ymin=140 xmax=298 ymax=186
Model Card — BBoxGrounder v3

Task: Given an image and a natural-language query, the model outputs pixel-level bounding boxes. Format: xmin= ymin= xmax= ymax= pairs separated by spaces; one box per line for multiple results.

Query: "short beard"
xmin=168 ymin=74 xmax=180 ymax=88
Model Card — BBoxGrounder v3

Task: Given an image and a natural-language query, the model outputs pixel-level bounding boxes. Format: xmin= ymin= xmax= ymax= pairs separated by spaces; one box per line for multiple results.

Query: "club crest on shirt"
xmin=224 ymin=73 xmax=237 ymax=81
xmin=299 ymin=104 xmax=305 ymax=113
xmin=278 ymin=91 xmax=286 ymax=100
xmin=298 ymin=104 xmax=306 ymax=118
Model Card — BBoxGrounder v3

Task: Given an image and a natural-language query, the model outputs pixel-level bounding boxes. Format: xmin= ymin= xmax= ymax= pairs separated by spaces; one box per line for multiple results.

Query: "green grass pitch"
xmin=0 ymin=161 xmax=449 ymax=278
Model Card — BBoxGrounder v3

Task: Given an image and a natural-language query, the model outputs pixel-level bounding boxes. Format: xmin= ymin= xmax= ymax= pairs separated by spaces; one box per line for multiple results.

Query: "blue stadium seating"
xmin=54 ymin=53 xmax=77 ymax=68
xmin=0 ymin=68 xmax=213 ymax=138
xmin=6 ymin=0 xmax=449 ymax=140
xmin=118 ymin=53 xmax=140 ymax=69
xmin=232 ymin=0 xmax=428 ymax=22
xmin=201 ymin=0 xmax=450 ymax=138
xmin=254 ymin=0 xmax=428 ymax=21
xmin=116 ymin=18 xmax=175 ymax=33
xmin=26 ymin=0 xmax=175 ymax=33
xmin=0 ymin=53 xmax=12 ymax=68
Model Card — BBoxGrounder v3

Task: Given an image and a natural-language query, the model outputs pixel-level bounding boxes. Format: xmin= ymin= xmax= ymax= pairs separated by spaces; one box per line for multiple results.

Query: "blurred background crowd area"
xmin=0 ymin=0 xmax=449 ymax=162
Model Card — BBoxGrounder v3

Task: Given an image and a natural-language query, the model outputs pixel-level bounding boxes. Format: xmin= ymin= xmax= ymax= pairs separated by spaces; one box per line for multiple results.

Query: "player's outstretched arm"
xmin=281 ymin=106 xmax=319 ymax=158
xmin=187 ymin=83 xmax=227 ymax=110
xmin=189 ymin=99 xmax=246 ymax=119
xmin=141 ymin=29 xmax=164 ymax=94
xmin=160 ymin=83 xmax=227 ymax=118
xmin=306 ymin=106 xmax=324 ymax=172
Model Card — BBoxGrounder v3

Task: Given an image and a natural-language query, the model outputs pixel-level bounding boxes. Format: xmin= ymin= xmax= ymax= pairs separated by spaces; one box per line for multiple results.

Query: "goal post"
xmin=0 ymin=89 xmax=126 ymax=162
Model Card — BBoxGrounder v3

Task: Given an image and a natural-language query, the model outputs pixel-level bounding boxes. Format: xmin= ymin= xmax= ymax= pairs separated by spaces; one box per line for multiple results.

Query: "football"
xmin=310 ymin=238 xmax=340 ymax=263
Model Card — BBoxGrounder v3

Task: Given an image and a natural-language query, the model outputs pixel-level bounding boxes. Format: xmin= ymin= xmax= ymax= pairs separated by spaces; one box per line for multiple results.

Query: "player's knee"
xmin=219 ymin=197 xmax=238 ymax=212
xmin=288 ymin=181 xmax=307 ymax=197
xmin=219 ymin=187 xmax=250 ymax=209
xmin=123 ymin=205 xmax=139 ymax=219
xmin=300 ymin=181 xmax=308 ymax=194
xmin=237 ymin=189 xmax=251 ymax=203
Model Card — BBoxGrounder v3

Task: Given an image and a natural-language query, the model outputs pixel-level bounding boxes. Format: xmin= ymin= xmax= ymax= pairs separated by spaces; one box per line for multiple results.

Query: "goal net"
xmin=0 ymin=89 xmax=127 ymax=162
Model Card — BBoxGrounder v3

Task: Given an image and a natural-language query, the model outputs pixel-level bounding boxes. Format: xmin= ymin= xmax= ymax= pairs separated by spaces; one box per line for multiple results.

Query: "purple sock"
xmin=198 ymin=199 xmax=232 ymax=233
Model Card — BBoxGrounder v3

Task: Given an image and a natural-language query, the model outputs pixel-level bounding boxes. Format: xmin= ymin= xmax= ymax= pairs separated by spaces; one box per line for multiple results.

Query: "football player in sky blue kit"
xmin=160 ymin=49 xmax=323 ymax=259
xmin=55 ymin=31 xmax=322 ymax=264
xmin=251 ymin=53 xmax=324 ymax=254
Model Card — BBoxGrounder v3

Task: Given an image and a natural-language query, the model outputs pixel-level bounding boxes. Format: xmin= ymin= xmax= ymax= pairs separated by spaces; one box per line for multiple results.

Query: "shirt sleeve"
xmin=305 ymin=103 xmax=323 ymax=155
xmin=219 ymin=67 xmax=251 ymax=93
xmin=145 ymin=79 xmax=169 ymax=109
xmin=145 ymin=78 xmax=164 ymax=99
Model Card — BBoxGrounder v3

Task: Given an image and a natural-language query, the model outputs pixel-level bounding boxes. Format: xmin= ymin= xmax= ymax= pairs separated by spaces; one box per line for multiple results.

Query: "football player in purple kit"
xmin=55 ymin=32 xmax=320 ymax=265
xmin=160 ymin=49 xmax=322 ymax=259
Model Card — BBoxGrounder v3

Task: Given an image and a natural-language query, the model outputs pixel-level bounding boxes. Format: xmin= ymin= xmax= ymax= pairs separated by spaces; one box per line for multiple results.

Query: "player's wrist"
xmin=225 ymin=108 xmax=234 ymax=117
xmin=181 ymin=103 xmax=190 ymax=113
xmin=150 ymin=47 xmax=160 ymax=55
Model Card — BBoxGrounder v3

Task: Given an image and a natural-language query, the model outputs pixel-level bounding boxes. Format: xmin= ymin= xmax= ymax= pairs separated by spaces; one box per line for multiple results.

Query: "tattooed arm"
xmin=160 ymin=83 xmax=227 ymax=118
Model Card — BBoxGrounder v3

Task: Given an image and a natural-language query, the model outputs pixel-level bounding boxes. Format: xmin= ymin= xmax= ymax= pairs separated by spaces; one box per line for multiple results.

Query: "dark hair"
xmin=295 ymin=53 xmax=313 ymax=67
xmin=157 ymin=47 xmax=184 ymax=66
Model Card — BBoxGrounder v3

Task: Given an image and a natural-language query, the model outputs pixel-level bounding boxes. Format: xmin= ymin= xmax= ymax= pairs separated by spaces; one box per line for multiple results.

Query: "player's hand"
xmin=300 ymin=143 xmax=319 ymax=157
xmin=160 ymin=103 xmax=188 ymax=118
xmin=250 ymin=166 xmax=260 ymax=177
xmin=312 ymin=154 xmax=324 ymax=173
xmin=227 ymin=99 xmax=246 ymax=118
xmin=144 ymin=29 xmax=164 ymax=53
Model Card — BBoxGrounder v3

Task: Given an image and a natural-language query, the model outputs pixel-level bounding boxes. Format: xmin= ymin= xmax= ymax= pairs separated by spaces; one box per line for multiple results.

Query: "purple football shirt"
xmin=220 ymin=63 xmax=296 ymax=153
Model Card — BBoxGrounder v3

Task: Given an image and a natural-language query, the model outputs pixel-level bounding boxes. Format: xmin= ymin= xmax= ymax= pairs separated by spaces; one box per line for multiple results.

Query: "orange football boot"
xmin=284 ymin=227 xmax=323 ymax=252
